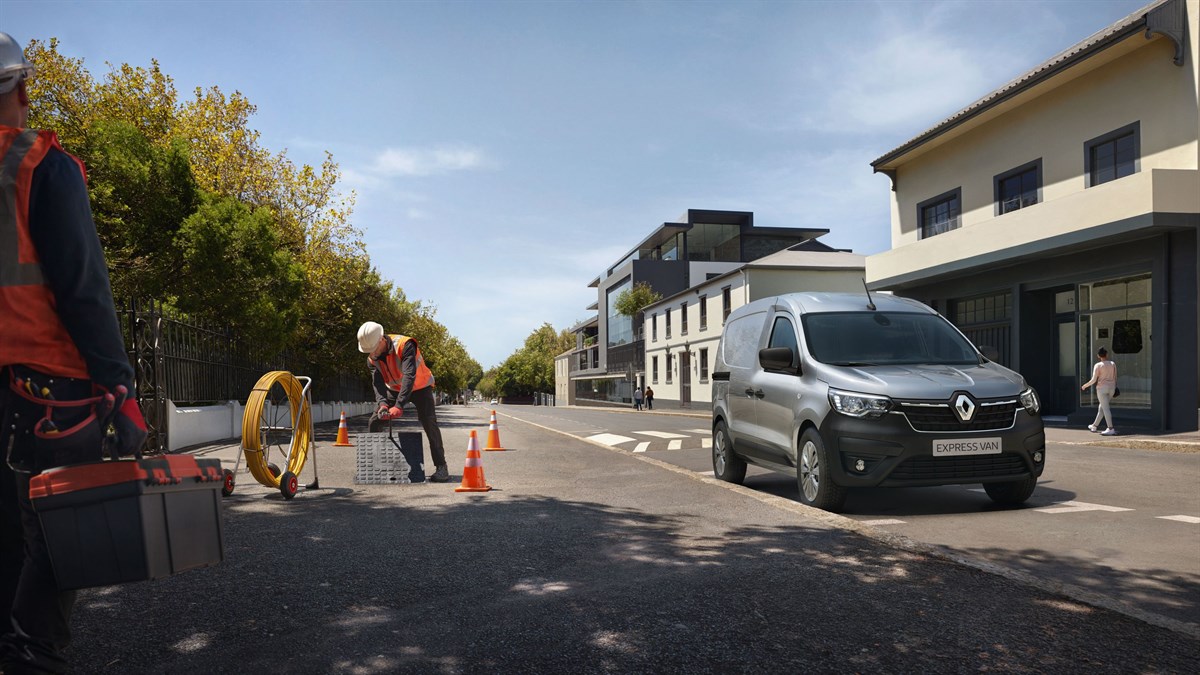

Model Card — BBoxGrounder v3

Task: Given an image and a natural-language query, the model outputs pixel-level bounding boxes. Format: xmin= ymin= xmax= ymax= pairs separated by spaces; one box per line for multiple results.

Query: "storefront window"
xmin=1078 ymin=274 xmax=1151 ymax=410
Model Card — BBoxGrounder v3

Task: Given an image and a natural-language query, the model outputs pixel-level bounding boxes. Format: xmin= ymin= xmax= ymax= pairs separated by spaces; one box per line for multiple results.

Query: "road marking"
xmin=860 ymin=519 xmax=906 ymax=526
xmin=632 ymin=442 xmax=650 ymax=454
xmin=668 ymin=439 xmax=682 ymax=450
xmin=586 ymin=433 xmax=636 ymax=446
xmin=701 ymin=438 xmax=712 ymax=449
xmin=683 ymin=428 xmax=712 ymax=435
xmin=1157 ymin=515 xmax=1200 ymax=524
xmin=634 ymin=430 xmax=689 ymax=439
xmin=1034 ymin=500 xmax=1133 ymax=514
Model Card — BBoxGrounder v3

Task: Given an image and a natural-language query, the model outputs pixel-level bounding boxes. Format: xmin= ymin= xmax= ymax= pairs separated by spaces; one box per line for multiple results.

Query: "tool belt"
xmin=3 ymin=365 xmax=124 ymax=473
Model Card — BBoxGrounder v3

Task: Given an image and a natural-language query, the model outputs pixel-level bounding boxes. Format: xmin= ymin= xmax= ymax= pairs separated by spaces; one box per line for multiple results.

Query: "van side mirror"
xmin=759 ymin=347 xmax=800 ymax=374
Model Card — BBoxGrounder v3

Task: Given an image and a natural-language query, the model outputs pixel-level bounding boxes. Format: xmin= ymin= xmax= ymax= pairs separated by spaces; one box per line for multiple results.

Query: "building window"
xmin=722 ymin=286 xmax=732 ymax=323
xmin=606 ymin=276 xmax=632 ymax=348
xmin=680 ymin=302 xmax=688 ymax=335
xmin=652 ymin=356 xmax=659 ymax=384
xmin=651 ymin=313 xmax=657 ymax=342
xmin=1085 ymin=122 xmax=1139 ymax=188
xmin=665 ymin=308 xmax=672 ymax=339
xmin=994 ymin=159 xmax=1041 ymax=215
xmin=699 ymin=348 xmax=709 ymax=382
xmin=917 ymin=188 xmax=961 ymax=239
xmin=699 ymin=295 xmax=708 ymax=330
xmin=665 ymin=353 xmax=673 ymax=384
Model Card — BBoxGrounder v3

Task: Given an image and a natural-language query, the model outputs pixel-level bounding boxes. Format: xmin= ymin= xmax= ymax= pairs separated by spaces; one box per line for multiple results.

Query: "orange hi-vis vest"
xmin=0 ymin=127 xmax=91 ymax=379
xmin=377 ymin=334 xmax=435 ymax=393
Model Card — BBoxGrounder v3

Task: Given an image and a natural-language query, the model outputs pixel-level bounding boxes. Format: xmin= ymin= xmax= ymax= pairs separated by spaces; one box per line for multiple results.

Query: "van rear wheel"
xmin=712 ymin=421 xmax=746 ymax=484
xmin=797 ymin=429 xmax=846 ymax=512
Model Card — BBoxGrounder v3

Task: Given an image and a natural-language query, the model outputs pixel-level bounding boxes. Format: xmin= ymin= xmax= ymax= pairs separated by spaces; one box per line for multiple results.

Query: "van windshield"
xmin=801 ymin=312 xmax=980 ymax=366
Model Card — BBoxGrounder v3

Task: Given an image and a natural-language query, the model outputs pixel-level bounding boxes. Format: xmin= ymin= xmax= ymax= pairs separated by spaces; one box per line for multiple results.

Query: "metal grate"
xmin=889 ymin=453 xmax=1028 ymax=481
xmin=897 ymin=400 xmax=1018 ymax=432
xmin=354 ymin=432 xmax=425 ymax=484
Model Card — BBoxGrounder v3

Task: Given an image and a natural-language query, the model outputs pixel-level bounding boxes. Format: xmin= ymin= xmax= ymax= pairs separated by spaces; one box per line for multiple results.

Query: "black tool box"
xmin=29 ymin=455 xmax=226 ymax=590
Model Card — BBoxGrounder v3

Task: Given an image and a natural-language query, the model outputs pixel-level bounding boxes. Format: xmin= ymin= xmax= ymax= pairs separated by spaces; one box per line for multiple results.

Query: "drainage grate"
xmin=354 ymin=432 xmax=425 ymax=484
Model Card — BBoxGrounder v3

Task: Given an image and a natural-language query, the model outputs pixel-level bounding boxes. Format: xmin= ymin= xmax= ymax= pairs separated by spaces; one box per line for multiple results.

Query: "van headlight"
xmin=828 ymin=388 xmax=893 ymax=419
xmin=1019 ymin=387 xmax=1040 ymax=415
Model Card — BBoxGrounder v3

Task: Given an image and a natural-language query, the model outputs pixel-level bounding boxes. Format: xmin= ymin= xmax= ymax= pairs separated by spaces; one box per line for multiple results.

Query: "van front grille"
xmin=889 ymin=453 xmax=1028 ymax=482
xmin=897 ymin=400 xmax=1017 ymax=432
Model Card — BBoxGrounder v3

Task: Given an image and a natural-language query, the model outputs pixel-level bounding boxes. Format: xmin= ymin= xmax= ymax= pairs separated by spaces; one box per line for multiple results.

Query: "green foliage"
xmin=490 ymin=323 xmax=574 ymax=396
xmin=613 ymin=282 xmax=662 ymax=317
xmin=174 ymin=194 xmax=305 ymax=351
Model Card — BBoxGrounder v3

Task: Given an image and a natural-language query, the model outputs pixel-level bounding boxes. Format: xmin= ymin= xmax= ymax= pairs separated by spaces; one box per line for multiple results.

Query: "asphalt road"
xmin=501 ymin=404 xmax=1200 ymax=630
xmin=61 ymin=403 xmax=1198 ymax=673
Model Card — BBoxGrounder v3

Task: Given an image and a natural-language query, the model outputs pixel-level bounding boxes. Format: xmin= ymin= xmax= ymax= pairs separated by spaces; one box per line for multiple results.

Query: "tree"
xmin=613 ymin=282 xmax=662 ymax=317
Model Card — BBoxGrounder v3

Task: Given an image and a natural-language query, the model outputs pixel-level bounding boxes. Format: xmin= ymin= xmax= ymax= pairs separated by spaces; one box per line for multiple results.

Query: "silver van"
xmin=711 ymin=292 xmax=1045 ymax=512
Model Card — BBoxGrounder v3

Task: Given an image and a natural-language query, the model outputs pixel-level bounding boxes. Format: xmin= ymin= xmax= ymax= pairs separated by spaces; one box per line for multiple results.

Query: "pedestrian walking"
xmin=0 ymin=32 xmax=148 ymax=674
xmin=633 ymin=386 xmax=643 ymax=411
xmin=358 ymin=321 xmax=451 ymax=481
xmin=1081 ymin=346 xmax=1118 ymax=436
xmin=644 ymin=386 xmax=654 ymax=410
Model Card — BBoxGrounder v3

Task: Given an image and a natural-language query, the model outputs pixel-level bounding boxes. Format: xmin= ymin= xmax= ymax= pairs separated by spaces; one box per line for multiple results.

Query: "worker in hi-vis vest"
xmin=357 ymin=321 xmax=450 ymax=482
xmin=0 ymin=31 xmax=147 ymax=674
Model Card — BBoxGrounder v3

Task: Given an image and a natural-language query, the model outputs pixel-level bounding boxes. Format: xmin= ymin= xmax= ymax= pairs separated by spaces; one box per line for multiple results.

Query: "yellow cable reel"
xmin=241 ymin=371 xmax=313 ymax=499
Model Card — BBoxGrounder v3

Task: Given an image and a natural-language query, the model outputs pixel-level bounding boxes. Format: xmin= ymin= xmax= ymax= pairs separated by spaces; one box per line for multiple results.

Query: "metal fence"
xmin=116 ymin=299 xmax=371 ymax=452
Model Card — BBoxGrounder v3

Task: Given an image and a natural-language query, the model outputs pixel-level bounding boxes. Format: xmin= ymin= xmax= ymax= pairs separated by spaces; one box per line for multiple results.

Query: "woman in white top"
xmin=1081 ymin=346 xmax=1118 ymax=435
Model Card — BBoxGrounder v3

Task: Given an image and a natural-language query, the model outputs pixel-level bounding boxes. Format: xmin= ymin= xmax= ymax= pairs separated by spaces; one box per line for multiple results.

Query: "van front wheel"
xmin=712 ymin=421 xmax=746 ymax=484
xmin=797 ymin=429 xmax=847 ymax=512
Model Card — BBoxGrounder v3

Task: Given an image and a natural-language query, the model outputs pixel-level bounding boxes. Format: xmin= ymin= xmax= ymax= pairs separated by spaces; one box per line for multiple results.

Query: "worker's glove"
xmin=111 ymin=396 xmax=147 ymax=456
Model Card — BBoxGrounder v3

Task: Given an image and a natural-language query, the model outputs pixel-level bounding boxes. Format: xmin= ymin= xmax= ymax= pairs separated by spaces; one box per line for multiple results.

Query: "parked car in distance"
xmin=490 ymin=398 xmax=498 ymax=405
xmin=711 ymin=291 xmax=1045 ymax=512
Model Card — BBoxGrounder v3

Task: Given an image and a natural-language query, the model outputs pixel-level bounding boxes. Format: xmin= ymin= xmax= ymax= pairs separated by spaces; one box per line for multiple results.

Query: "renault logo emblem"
xmin=953 ymin=394 xmax=976 ymax=422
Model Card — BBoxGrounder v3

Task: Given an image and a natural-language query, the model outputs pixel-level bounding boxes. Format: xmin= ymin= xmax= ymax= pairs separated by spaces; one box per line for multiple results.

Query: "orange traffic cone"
xmin=483 ymin=410 xmax=507 ymax=451
xmin=454 ymin=430 xmax=492 ymax=493
xmin=333 ymin=411 xmax=353 ymax=447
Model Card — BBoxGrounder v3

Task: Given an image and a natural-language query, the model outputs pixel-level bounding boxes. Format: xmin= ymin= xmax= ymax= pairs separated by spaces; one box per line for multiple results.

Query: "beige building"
xmin=868 ymin=0 xmax=1198 ymax=430
xmin=642 ymin=248 xmax=865 ymax=408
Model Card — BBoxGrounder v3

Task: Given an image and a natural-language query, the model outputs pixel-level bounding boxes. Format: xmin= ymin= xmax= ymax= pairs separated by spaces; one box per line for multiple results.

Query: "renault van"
xmin=711 ymin=292 xmax=1044 ymax=512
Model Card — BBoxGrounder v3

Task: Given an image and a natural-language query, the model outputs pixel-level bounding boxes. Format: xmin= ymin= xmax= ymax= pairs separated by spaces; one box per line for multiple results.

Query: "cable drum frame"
xmin=224 ymin=371 xmax=321 ymax=500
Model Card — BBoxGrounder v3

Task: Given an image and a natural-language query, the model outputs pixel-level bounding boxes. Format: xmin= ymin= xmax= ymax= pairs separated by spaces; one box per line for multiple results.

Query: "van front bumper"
xmin=818 ymin=410 xmax=1045 ymax=488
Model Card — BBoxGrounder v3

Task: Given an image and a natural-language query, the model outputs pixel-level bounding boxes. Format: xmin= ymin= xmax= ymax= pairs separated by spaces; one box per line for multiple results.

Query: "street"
xmin=63 ymin=404 xmax=1198 ymax=673
xmin=501 ymin=404 xmax=1200 ymax=630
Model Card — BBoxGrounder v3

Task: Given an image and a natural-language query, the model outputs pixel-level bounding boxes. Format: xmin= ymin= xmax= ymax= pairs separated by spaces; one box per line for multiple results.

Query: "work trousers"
xmin=1 ymin=368 xmax=99 ymax=674
xmin=370 ymin=386 xmax=446 ymax=468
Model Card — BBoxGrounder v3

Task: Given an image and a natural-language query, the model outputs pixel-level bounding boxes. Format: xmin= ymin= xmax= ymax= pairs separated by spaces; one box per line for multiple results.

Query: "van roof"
xmin=733 ymin=292 xmax=935 ymax=319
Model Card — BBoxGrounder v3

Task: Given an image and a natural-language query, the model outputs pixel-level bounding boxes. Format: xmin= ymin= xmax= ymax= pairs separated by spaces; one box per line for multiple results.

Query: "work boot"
xmin=430 ymin=464 xmax=450 ymax=482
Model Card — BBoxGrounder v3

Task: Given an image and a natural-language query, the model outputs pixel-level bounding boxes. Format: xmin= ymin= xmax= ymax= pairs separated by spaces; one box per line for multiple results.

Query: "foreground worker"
xmin=357 ymin=322 xmax=450 ymax=482
xmin=0 ymin=32 xmax=148 ymax=673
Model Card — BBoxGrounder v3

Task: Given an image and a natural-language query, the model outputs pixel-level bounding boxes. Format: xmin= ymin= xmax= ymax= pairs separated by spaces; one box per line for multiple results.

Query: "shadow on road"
xmin=65 ymin=487 xmax=1196 ymax=673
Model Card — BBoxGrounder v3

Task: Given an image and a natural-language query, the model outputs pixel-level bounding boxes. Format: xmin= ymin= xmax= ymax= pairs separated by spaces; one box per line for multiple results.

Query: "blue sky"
xmin=8 ymin=0 xmax=1149 ymax=369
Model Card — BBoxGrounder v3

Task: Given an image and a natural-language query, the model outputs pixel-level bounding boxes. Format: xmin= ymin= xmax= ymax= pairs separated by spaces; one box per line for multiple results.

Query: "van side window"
xmin=722 ymin=311 xmax=766 ymax=368
xmin=768 ymin=317 xmax=798 ymax=355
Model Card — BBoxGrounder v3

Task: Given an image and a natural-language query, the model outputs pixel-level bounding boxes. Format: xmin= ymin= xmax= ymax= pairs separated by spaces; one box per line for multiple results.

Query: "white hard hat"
xmin=0 ymin=33 xmax=34 ymax=96
xmin=357 ymin=321 xmax=384 ymax=353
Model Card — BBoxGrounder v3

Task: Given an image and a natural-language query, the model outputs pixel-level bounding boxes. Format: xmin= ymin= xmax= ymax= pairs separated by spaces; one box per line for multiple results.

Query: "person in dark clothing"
xmin=0 ymin=32 xmax=148 ymax=674
xmin=644 ymin=386 xmax=654 ymax=410
xmin=357 ymin=321 xmax=450 ymax=482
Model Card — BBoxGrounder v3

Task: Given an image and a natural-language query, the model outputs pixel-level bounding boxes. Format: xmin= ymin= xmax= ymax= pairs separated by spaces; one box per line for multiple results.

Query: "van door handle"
xmin=746 ymin=388 xmax=764 ymax=399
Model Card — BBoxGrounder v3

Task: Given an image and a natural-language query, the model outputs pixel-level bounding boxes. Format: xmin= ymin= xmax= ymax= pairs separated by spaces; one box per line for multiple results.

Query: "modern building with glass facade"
xmin=564 ymin=209 xmax=832 ymax=407
xmin=868 ymin=0 xmax=1198 ymax=431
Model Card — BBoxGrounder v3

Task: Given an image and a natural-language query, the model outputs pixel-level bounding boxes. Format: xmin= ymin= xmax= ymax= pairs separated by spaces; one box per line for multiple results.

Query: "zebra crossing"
xmin=586 ymin=428 xmax=712 ymax=453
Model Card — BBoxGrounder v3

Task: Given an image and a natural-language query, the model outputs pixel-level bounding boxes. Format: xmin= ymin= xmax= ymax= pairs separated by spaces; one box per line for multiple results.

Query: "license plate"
xmin=932 ymin=437 xmax=1002 ymax=457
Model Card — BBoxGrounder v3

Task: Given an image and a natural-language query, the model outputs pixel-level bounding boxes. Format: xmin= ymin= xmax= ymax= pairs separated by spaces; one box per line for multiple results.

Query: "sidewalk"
xmin=581 ymin=404 xmax=1200 ymax=452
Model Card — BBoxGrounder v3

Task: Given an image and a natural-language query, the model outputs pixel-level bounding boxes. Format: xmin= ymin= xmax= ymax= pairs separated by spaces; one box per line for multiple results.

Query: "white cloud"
xmin=371 ymin=145 xmax=493 ymax=176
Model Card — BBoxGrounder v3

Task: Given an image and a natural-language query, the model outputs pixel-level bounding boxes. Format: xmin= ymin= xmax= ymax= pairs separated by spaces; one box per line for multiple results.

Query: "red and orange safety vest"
xmin=375 ymin=334 xmax=435 ymax=393
xmin=0 ymin=127 xmax=91 ymax=379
